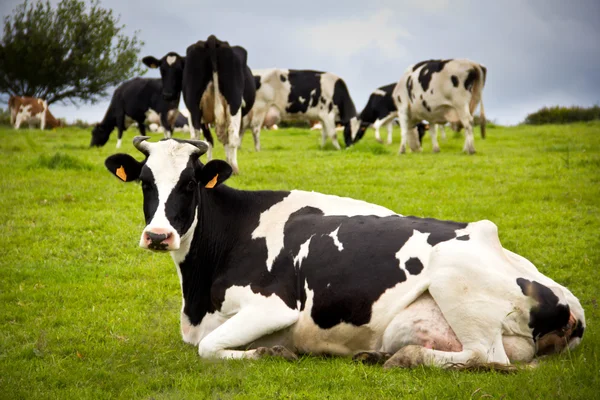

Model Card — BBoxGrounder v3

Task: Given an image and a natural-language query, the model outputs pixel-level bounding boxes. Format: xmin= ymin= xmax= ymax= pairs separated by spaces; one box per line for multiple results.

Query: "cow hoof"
xmin=375 ymin=138 xmax=383 ymax=144
xmin=433 ymin=146 xmax=440 ymax=153
xmin=383 ymin=345 xmax=425 ymax=369
xmin=353 ymin=351 xmax=392 ymax=365
xmin=255 ymin=345 xmax=298 ymax=361
xmin=399 ymin=146 xmax=406 ymax=154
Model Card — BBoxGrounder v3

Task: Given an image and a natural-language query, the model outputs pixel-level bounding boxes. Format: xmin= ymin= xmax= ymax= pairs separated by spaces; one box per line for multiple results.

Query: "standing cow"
xmin=393 ymin=59 xmax=486 ymax=154
xmin=143 ymin=35 xmax=256 ymax=174
xmin=242 ymin=69 xmax=360 ymax=151
xmin=104 ymin=136 xmax=585 ymax=369
xmin=8 ymin=96 xmax=62 ymax=130
xmin=90 ymin=78 xmax=180 ymax=148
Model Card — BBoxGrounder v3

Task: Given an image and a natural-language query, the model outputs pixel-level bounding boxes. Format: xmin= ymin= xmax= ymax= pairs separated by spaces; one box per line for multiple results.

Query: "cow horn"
xmin=133 ymin=136 xmax=152 ymax=154
xmin=181 ymin=139 xmax=209 ymax=155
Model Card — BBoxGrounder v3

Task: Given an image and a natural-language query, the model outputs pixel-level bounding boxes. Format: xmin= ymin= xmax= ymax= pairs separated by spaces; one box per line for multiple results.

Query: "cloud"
xmin=298 ymin=9 xmax=410 ymax=60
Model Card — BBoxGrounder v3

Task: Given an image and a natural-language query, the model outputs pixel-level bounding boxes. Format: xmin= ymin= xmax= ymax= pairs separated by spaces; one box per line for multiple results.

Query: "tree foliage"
xmin=0 ymin=0 xmax=144 ymax=105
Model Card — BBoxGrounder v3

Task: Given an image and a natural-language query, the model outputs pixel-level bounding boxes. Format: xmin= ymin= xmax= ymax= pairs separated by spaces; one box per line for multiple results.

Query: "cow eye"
xmin=186 ymin=180 xmax=197 ymax=192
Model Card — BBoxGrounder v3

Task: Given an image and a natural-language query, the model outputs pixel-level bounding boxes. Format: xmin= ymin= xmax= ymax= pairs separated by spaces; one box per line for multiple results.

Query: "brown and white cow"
xmin=8 ymin=96 xmax=61 ymax=130
xmin=393 ymin=59 xmax=486 ymax=154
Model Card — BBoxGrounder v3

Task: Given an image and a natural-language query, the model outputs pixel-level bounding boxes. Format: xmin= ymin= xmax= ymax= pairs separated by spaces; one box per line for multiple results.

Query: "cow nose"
xmin=144 ymin=229 xmax=174 ymax=250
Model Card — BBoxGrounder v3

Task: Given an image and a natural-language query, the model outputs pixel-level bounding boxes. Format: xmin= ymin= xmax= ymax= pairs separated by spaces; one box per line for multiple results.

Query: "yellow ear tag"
xmin=205 ymin=174 xmax=218 ymax=188
xmin=116 ymin=166 xmax=127 ymax=181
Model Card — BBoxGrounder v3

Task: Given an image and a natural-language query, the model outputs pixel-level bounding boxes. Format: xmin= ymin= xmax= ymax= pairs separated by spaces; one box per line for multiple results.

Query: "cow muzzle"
xmin=140 ymin=227 xmax=178 ymax=251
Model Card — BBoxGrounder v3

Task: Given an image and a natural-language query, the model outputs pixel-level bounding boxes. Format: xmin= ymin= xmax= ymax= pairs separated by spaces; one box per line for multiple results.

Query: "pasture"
xmin=1 ymin=123 xmax=599 ymax=399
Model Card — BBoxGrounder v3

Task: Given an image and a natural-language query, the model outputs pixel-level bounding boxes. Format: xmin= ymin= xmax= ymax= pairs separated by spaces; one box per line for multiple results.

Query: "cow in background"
xmin=393 ymin=59 xmax=486 ymax=154
xmin=90 ymin=78 xmax=180 ymax=148
xmin=241 ymin=69 xmax=359 ymax=151
xmin=9 ymin=96 xmax=62 ymax=130
xmin=143 ymin=35 xmax=256 ymax=174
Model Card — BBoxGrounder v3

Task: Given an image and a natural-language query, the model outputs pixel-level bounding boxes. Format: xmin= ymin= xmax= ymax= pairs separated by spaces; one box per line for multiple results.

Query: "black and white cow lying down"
xmin=105 ymin=137 xmax=585 ymax=369
xmin=143 ymin=35 xmax=256 ymax=174
xmin=91 ymin=78 xmax=180 ymax=148
xmin=393 ymin=59 xmax=487 ymax=154
xmin=242 ymin=69 xmax=359 ymax=151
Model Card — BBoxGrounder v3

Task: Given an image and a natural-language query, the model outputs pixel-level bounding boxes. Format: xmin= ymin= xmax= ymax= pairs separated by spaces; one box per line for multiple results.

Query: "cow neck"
xmin=98 ymin=106 xmax=118 ymax=132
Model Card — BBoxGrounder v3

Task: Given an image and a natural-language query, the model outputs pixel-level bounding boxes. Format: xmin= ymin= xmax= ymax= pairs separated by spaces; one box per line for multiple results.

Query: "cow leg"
xmin=438 ymin=124 xmax=447 ymax=141
xmin=458 ymin=106 xmax=476 ymax=154
xmin=430 ymin=125 xmax=440 ymax=153
xmin=200 ymin=124 xmax=214 ymax=161
xmin=160 ymin=112 xmax=172 ymax=139
xmin=385 ymin=230 xmax=511 ymax=370
xmin=116 ymin=113 xmax=126 ymax=149
xmin=386 ymin=121 xmax=394 ymax=145
xmin=197 ymin=303 xmax=299 ymax=360
xmin=136 ymin=118 xmax=147 ymax=137
xmin=40 ymin=111 xmax=47 ymax=130
xmin=14 ymin=112 xmax=24 ymax=129
xmin=373 ymin=119 xmax=384 ymax=143
xmin=322 ymin=117 xmax=341 ymax=150
xmin=398 ymin=109 xmax=420 ymax=154
xmin=227 ymin=109 xmax=242 ymax=174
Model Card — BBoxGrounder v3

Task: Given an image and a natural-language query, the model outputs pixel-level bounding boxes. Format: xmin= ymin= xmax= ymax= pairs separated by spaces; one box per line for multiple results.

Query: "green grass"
xmin=1 ymin=123 xmax=599 ymax=399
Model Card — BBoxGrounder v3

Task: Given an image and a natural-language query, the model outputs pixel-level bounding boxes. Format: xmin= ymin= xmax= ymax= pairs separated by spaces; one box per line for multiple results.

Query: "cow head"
xmin=104 ymin=137 xmax=233 ymax=251
xmin=143 ymin=52 xmax=185 ymax=102
xmin=517 ymin=278 xmax=586 ymax=356
xmin=344 ymin=117 xmax=360 ymax=147
xmin=90 ymin=124 xmax=111 ymax=147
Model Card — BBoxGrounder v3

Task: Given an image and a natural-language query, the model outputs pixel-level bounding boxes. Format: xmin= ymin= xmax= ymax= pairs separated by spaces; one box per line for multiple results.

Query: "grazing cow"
xmin=393 ymin=59 xmax=486 ymax=154
xmin=8 ymin=96 xmax=61 ymax=130
xmin=104 ymin=136 xmax=585 ymax=369
xmin=354 ymin=86 xmax=446 ymax=149
xmin=242 ymin=69 xmax=359 ymax=151
xmin=143 ymin=35 xmax=256 ymax=174
xmin=147 ymin=110 xmax=191 ymax=133
xmin=90 ymin=78 xmax=180 ymax=148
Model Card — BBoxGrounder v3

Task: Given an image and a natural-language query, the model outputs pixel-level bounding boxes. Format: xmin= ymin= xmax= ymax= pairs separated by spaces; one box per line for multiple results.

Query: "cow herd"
xmin=7 ymin=33 xmax=586 ymax=371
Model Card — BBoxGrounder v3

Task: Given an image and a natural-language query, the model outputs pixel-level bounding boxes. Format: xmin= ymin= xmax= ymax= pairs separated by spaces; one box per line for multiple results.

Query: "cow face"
xmin=105 ymin=137 xmax=233 ymax=251
xmin=344 ymin=117 xmax=360 ymax=147
xmin=517 ymin=278 xmax=586 ymax=356
xmin=143 ymin=53 xmax=185 ymax=102
xmin=90 ymin=124 xmax=111 ymax=147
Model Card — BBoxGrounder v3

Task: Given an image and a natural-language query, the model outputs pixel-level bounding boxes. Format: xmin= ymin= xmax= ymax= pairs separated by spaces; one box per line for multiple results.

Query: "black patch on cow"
xmin=422 ymin=100 xmax=431 ymax=113
xmin=480 ymin=65 xmax=487 ymax=84
xmin=320 ymin=96 xmax=326 ymax=104
xmin=430 ymin=89 xmax=434 ymax=95
xmin=164 ymin=159 xmax=201 ymax=237
xmin=412 ymin=60 xmax=429 ymax=71
xmin=406 ymin=76 xmax=414 ymax=103
xmin=280 ymin=74 xmax=287 ymax=82
xmin=420 ymin=94 xmax=423 ymax=100
xmin=464 ymin=69 xmax=478 ymax=92
xmin=517 ymin=278 xmax=571 ymax=340
xmin=451 ymin=75 xmax=459 ymax=87
xmin=328 ymin=102 xmax=333 ymax=113
xmin=139 ymin=166 xmax=159 ymax=225
xmin=405 ymin=257 xmax=424 ymax=275
xmin=332 ymin=78 xmax=357 ymax=125
xmin=456 ymin=234 xmax=470 ymax=241
xmin=254 ymin=75 xmax=262 ymax=91
xmin=416 ymin=59 xmax=451 ymax=92
xmin=285 ymin=70 xmax=323 ymax=114
xmin=272 ymin=209 xmax=468 ymax=329
xmin=358 ymin=83 xmax=397 ymax=126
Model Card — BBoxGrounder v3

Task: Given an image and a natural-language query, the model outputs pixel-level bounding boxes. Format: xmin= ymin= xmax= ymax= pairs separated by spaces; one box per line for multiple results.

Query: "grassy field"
xmin=1 ymin=122 xmax=599 ymax=399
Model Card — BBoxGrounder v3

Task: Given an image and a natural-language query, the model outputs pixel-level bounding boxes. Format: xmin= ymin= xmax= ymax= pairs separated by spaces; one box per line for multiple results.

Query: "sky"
xmin=1 ymin=0 xmax=599 ymax=125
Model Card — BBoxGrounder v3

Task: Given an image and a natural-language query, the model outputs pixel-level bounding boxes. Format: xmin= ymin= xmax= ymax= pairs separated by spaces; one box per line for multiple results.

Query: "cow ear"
xmin=105 ymin=153 xmax=144 ymax=182
xmin=142 ymin=56 xmax=160 ymax=69
xmin=197 ymin=160 xmax=232 ymax=189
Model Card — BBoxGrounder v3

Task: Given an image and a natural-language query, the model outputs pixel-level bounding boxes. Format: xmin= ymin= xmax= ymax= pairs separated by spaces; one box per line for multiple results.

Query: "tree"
xmin=0 ymin=0 xmax=144 ymax=105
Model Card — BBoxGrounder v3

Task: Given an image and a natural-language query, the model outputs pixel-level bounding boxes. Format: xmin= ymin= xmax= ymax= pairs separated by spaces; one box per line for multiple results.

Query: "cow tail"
xmin=469 ymin=64 xmax=486 ymax=139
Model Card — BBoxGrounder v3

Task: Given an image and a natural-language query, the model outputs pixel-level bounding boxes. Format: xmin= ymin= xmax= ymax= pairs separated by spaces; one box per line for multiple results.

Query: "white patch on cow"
xmin=328 ymin=226 xmax=344 ymax=251
xmin=395 ymin=230 xmax=432 ymax=273
xmin=140 ymin=140 xmax=200 ymax=250
xmin=373 ymin=89 xmax=387 ymax=96
xmin=166 ymin=55 xmax=177 ymax=66
xmin=116 ymin=138 xmax=122 ymax=148
xmin=293 ymin=235 xmax=313 ymax=268
xmin=298 ymin=96 xmax=306 ymax=104
xmin=252 ymin=190 xmax=396 ymax=271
